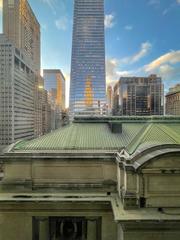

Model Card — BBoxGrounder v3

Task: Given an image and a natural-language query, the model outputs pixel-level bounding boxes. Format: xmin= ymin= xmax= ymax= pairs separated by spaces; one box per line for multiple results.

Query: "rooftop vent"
xmin=108 ymin=122 xmax=122 ymax=134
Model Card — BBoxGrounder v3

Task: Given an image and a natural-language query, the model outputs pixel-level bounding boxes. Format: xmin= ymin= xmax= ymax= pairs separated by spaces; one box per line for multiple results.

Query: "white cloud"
xmin=124 ymin=25 xmax=133 ymax=31
xmin=106 ymin=58 xmax=132 ymax=85
xmin=144 ymin=50 xmax=180 ymax=72
xmin=106 ymin=42 xmax=152 ymax=84
xmin=121 ymin=41 xmax=152 ymax=64
xmin=154 ymin=64 xmax=180 ymax=81
xmin=162 ymin=8 xmax=169 ymax=15
xmin=40 ymin=0 xmax=55 ymax=8
xmin=106 ymin=50 xmax=180 ymax=85
xmin=144 ymin=50 xmax=180 ymax=80
xmin=40 ymin=0 xmax=57 ymax=14
xmin=104 ymin=14 xmax=115 ymax=29
xmin=148 ymin=0 xmax=160 ymax=5
xmin=55 ymin=17 xmax=68 ymax=30
xmin=162 ymin=1 xmax=180 ymax=15
xmin=106 ymin=58 xmax=119 ymax=83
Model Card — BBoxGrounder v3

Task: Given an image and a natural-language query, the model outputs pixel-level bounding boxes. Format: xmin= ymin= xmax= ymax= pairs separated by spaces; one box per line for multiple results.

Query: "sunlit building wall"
xmin=34 ymin=76 xmax=51 ymax=137
xmin=43 ymin=69 xmax=66 ymax=111
xmin=113 ymin=75 xmax=164 ymax=116
xmin=166 ymin=84 xmax=180 ymax=116
xmin=34 ymin=76 xmax=43 ymax=137
xmin=3 ymin=0 xmax=40 ymax=73
xmin=70 ymin=0 xmax=106 ymax=116
xmin=107 ymin=85 xmax=113 ymax=114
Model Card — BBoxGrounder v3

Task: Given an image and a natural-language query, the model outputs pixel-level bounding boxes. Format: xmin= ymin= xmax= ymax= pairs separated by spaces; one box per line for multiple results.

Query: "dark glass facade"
xmin=70 ymin=0 xmax=106 ymax=116
xmin=113 ymin=75 xmax=164 ymax=116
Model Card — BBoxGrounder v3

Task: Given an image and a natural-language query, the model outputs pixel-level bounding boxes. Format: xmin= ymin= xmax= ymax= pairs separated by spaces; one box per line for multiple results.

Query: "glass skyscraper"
xmin=70 ymin=0 xmax=106 ymax=116
xmin=113 ymin=75 xmax=164 ymax=116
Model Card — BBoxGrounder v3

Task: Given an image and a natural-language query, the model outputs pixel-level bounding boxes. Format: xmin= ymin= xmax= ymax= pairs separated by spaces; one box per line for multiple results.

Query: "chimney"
xmin=108 ymin=122 xmax=122 ymax=134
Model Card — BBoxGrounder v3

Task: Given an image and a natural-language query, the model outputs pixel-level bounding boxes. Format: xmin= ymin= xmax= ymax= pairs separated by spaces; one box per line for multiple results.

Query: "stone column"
xmin=87 ymin=219 xmax=97 ymax=240
xmin=117 ymin=223 xmax=124 ymax=240
xmin=39 ymin=217 xmax=49 ymax=240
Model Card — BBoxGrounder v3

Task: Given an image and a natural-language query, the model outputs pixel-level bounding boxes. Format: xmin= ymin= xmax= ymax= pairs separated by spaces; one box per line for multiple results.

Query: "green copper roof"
xmin=14 ymin=123 xmax=144 ymax=151
xmin=13 ymin=117 xmax=180 ymax=154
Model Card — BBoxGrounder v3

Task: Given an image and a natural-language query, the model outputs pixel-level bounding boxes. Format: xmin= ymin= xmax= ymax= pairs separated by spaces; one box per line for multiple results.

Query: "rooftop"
xmin=166 ymin=84 xmax=180 ymax=96
xmin=10 ymin=116 xmax=180 ymax=154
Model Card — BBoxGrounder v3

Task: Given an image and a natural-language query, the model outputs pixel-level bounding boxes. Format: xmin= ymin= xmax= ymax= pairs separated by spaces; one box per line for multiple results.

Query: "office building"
xmin=3 ymin=0 xmax=40 ymax=73
xmin=34 ymin=76 xmax=51 ymax=137
xmin=0 ymin=34 xmax=35 ymax=145
xmin=41 ymin=89 xmax=51 ymax=134
xmin=1 ymin=0 xmax=51 ymax=142
xmin=34 ymin=76 xmax=43 ymax=137
xmin=107 ymin=85 xmax=113 ymax=114
xmin=43 ymin=69 xmax=66 ymax=111
xmin=43 ymin=69 xmax=66 ymax=130
xmin=166 ymin=84 xmax=180 ymax=116
xmin=113 ymin=75 xmax=164 ymax=116
xmin=1 ymin=116 xmax=180 ymax=240
xmin=70 ymin=0 xmax=106 ymax=116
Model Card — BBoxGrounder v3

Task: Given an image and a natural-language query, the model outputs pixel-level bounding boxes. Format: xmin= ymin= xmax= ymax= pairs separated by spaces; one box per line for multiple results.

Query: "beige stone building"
xmin=2 ymin=0 xmax=51 ymax=140
xmin=3 ymin=0 xmax=40 ymax=73
xmin=166 ymin=84 xmax=180 ymax=116
xmin=0 ymin=34 xmax=36 ymax=145
xmin=0 ymin=116 xmax=180 ymax=240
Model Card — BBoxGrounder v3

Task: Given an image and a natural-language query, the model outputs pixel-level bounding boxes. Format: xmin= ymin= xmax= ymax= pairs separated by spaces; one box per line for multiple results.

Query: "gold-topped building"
xmin=3 ymin=0 xmax=40 ymax=73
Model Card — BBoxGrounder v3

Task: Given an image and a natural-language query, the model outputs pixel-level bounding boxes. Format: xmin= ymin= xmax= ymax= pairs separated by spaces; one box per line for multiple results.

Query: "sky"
xmin=0 ymin=0 xmax=180 ymax=107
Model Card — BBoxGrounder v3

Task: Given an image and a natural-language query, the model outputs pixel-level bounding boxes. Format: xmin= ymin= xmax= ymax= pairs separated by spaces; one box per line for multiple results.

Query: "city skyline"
xmin=0 ymin=0 xmax=180 ymax=107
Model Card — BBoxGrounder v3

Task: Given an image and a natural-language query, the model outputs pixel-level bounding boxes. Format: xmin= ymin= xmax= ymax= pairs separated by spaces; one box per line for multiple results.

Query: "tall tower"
xmin=3 ymin=0 xmax=40 ymax=73
xmin=0 ymin=0 xmax=43 ymax=145
xmin=70 ymin=0 xmax=106 ymax=116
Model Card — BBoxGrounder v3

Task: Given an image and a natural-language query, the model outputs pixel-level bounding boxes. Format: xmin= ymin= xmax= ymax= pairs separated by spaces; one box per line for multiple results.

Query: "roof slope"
xmin=14 ymin=123 xmax=144 ymax=151
xmin=13 ymin=117 xmax=180 ymax=154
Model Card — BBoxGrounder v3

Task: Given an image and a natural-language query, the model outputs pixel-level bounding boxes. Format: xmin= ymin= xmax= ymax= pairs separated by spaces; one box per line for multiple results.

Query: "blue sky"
xmin=0 ymin=0 xmax=180 ymax=105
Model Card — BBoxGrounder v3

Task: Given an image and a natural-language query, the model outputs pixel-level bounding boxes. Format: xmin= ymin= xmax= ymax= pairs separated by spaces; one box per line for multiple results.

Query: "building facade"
xmin=0 ymin=116 xmax=180 ymax=240
xmin=1 ymin=0 xmax=52 ymax=142
xmin=166 ymin=84 xmax=180 ymax=116
xmin=3 ymin=0 xmax=40 ymax=73
xmin=0 ymin=34 xmax=35 ymax=145
xmin=113 ymin=75 xmax=164 ymax=116
xmin=107 ymin=85 xmax=113 ymax=115
xmin=70 ymin=0 xmax=106 ymax=116
xmin=34 ymin=76 xmax=51 ymax=137
xmin=43 ymin=69 xmax=66 ymax=111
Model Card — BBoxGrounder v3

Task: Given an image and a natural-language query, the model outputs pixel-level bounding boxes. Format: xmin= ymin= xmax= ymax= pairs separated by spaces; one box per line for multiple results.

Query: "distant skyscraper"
xmin=166 ymin=84 xmax=180 ymax=116
xmin=107 ymin=85 xmax=113 ymax=114
xmin=113 ymin=75 xmax=164 ymax=116
xmin=34 ymin=76 xmax=51 ymax=137
xmin=3 ymin=0 xmax=40 ymax=73
xmin=43 ymin=69 xmax=66 ymax=130
xmin=43 ymin=69 xmax=66 ymax=110
xmin=70 ymin=0 xmax=106 ymax=116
